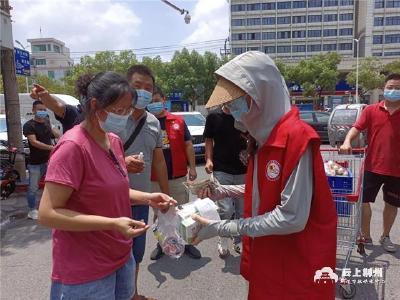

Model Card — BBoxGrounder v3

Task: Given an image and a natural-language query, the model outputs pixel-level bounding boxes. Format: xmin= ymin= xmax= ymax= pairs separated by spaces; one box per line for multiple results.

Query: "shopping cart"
xmin=320 ymin=148 xmax=365 ymax=299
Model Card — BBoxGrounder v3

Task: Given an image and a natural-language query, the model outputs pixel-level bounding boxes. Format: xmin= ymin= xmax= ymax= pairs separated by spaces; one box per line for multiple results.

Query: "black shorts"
xmin=363 ymin=171 xmax=400 ymax=207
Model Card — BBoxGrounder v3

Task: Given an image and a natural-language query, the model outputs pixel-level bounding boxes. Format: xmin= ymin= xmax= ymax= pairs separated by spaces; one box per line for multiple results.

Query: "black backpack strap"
xmin=123 ymin=114 xmax=147 ymax=151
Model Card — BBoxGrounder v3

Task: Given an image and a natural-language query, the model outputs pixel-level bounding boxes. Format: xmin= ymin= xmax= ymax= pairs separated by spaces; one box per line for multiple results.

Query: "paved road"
xmin=1 ymin=164 xmax=399 ymax=300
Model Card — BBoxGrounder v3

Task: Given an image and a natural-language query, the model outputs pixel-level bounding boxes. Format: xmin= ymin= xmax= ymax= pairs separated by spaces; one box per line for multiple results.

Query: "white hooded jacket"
xmin=198 ymin=52 xmax=314 ymax=239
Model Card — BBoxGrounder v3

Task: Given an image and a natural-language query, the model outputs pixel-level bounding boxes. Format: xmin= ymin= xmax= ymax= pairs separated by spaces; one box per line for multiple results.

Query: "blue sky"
xmin=11 ymin=0 xmax=229 ymax=61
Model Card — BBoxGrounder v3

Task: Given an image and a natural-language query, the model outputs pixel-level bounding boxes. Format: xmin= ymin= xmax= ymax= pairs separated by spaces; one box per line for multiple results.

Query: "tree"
xmin=383 ymin=59 xmax=400 ymax=75
xmin=346 ymin=57 xmax=385 ymax=97
xmin=291 ymin=53 xmax=341 ymax=98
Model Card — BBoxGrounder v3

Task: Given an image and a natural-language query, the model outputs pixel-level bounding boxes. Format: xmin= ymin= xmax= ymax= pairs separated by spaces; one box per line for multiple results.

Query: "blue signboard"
xmin=14 ymin=47 xmax=30 ymax=76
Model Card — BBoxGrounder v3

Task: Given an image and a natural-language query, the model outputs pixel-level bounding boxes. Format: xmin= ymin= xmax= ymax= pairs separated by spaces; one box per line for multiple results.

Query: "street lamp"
xmin=353 ymin=33 xmax=365 ymax=104
xmin=161 ymin=0 xmax=191 ymax=24
xmin=14 ymin=40 xmax=30 ymax=93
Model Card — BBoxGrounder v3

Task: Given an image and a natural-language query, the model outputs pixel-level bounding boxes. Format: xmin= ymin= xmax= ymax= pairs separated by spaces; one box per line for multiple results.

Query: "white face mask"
xmin=135 ymin=89 xmax=153 ymax=109
xmin=97 ymin=111 xmax=130 ymax=134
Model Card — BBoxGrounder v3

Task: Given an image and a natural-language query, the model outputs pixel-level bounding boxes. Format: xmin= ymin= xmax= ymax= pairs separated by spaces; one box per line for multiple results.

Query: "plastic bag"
xmin=152 ymin=207 xmax=185 ymax=259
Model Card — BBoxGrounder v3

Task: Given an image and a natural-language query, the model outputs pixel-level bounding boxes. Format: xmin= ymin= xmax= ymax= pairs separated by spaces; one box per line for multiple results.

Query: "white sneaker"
xmin=27 ymin=209 xmax=38 ymax=220
xmin=379 ymin=236 xmax=396 ymax=253
xmin=217 ymin=237 xmax=230 ymax=258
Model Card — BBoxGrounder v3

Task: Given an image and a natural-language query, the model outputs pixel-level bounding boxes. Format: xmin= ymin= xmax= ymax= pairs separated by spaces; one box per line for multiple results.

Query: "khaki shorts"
xmin=152 ymin=176 xmax=189 ymax=206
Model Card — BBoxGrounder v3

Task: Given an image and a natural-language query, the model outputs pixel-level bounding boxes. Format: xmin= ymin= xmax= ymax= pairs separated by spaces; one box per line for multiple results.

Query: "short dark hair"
xmin=126 ymin=64 xmax=155 ymax=84
xmin=385 ymin=73 xmax=400 ymax=83
xmin=32 ymin=100 xmax=43 ymax=108
xmin=153 ymin=85 xmax=165 ymax=99
xmin=76 ymin=71 xmax=136 ymax=116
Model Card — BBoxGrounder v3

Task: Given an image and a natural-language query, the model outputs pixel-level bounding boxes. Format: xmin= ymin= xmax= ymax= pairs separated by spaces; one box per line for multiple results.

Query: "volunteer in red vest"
xmin=147 ymin=86 xmax=201 ymax=260
xmin=193 ymin=51 xmax=337 ymax=299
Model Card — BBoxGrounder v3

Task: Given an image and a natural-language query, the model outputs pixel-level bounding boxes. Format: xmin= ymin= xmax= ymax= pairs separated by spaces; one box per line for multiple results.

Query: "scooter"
xmin=1 ymin=145 xmax=20 ymax=199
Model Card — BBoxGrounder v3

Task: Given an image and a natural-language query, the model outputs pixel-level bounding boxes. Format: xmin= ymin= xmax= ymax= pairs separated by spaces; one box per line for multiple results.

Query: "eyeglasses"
xmin=109 ymin=149 xmax=127 ymax=177
xmin=105 ymin=106 xmax=134 ymax=116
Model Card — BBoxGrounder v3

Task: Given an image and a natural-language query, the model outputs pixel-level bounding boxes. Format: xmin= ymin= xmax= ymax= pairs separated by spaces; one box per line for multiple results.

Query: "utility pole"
xmin=1 ymin=0 xmax=26 ymax=179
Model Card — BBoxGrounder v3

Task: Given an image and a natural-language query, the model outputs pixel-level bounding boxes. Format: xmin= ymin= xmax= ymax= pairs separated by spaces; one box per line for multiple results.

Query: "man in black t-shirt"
xmin=203 ymin=109 xmax=247 ymax=258
xmin=23 ymin=100 xmax=60 ymax=220
xmin=30 ymin=84 xmax=82 ymax=133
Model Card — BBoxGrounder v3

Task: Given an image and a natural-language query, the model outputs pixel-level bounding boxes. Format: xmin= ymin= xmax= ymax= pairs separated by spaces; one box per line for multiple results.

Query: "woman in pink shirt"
xmin=38 ymin=72 xmax=175 ymax=300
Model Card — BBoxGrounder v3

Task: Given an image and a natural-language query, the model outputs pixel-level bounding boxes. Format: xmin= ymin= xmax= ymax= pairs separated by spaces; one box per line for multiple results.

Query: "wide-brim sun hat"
xmin=206 ymin=77 xmax=246 ymax=108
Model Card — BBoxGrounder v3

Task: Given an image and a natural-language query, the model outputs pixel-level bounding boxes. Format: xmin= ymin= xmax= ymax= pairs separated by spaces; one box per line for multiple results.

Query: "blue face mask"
xmin=147 ymin=102 xmax=164 ymax=115
xmin=384 ymin=89 xmax=400 ymax=102
xmin=35 ymin=110 xmax=48 ymax=119
xmin=98 ymin=111 xmax=130 ymax=134
xmin=226 ymin=96 xmax=249 ymax=121
xmin=135 ymin=89 xmax=153 ymax=109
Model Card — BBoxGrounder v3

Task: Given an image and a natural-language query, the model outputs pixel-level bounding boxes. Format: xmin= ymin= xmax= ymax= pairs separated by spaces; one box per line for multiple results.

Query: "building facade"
xmin=27 ymin=38 xmax=73 ymax=81
xmin=230 ymin=0 xmax=400 ymax=63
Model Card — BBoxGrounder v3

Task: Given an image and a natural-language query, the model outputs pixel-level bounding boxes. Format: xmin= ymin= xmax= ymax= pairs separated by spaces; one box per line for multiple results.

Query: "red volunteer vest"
xmin=241 ymin=108 xmax=337 ymax=300
xmin=151 ymin=112 xmax=188 ymax=181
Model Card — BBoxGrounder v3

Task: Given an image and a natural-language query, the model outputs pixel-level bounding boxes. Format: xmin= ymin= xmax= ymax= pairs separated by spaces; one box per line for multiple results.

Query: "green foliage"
xmin=383 ymin=59 xmax=400 ymax=75
xmin=346 ymin=57 xmax=385 ymax=94
xmin=290 ymin=53 xmax=341 ymax=97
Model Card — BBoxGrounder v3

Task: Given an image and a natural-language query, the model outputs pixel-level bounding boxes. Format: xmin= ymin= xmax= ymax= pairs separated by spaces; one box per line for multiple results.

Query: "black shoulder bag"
xmin=123 ymin=114 xmax=147 ymax=151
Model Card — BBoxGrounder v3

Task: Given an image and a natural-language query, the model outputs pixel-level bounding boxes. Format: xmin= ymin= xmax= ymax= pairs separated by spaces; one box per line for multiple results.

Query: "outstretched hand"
xmin=148 ymin=193 xmax=177 ymax=213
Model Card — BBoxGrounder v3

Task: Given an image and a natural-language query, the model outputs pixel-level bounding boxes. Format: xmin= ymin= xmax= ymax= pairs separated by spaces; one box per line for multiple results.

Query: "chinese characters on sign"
xmin=14 ymin=47 xmax=31 ymax=76
xmin=341 ymin=267 xmax=385 ymax=284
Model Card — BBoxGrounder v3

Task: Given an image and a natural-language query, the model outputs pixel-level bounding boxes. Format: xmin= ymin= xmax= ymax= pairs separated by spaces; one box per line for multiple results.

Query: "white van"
xmin=0 ymin=93 xmax=80 ymax=133
xmin=327 ymin=104 xmax=367 ymax=148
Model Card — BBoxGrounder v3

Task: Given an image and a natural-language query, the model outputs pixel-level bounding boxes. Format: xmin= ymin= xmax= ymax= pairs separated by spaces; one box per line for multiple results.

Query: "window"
xmin=277 ymin=45 xmax=291 ymax=53
xmin=374 ymin=17 xmax=384 ymax=26
xmin=262 ymin=2 xmax=276 ymax=10
xmin=31 ymin=44 xmax=47 ymax=52
xmin=47 ymin=44 xmax=51 ymax=51
xmin=315 ymin=112 xmax=330 ymax=123
xmin=233 ymin=47 xmax=246 ymax=55
xmin=339 ymin=43 xmax=353 ymax=50
xmin=247 ymin=32 xmax=261 ymax=40
xmin=247 ymin=3 xmax=261 ymax=11
xmin=339 ymin=28 xmax=353 ymax=36
xmin=53 ymin=45 xmax=61 ymax=53
xmin=340 ymin=13 xmax=353 ymax=21
xmin=308 ymin=44 xmax=322 ymax=51
xmin=384 ymin=51 xmax=400 ymax=56
xmin=264 ymin=46 xmax=276 ymax=53
xmin=231 ymin=4 xmax=246 ymax=12
xmin=339 ymin=0 xmax=353 ymax=5
xmin=232 ymin=33 xmax=246 ymax=40
xmin=263 ymin=32 xmax=276 ymax=40
xmin=373 ymin=35 xmax=383 ymax=44
xmin=248 ymin=47 xmax=261 ymax=51
xmin=375 ymin=0 xmax=385 ymax=8
xmin=35 ymin=58 xmax=46 ymax=65
xmin=308 ymin=15 xmax=322 ymax=22
xmin=48 ymin=71 xmax=55 ymax=79
xmin=293 ymin=30 xmax=307 ymax=38
xmin=386 ymin=0 xmax=400 ymax=8
xmin=277 ymin=31 xmax=291 ymax=39
xmin=247 ymin=18 xmax=261 ymax=26
xmin=386 ymin=16 xmax=400 ymax=25
xmin=372 ymin=52 xmax=383 ymax=56
xmin=300 ymin=112 xmax=314 ymax=122
xmin=277 ymin=16 xmax=291 ymax=24
xmin=263 ymin=17 xmax=276 ymax=25
xmin=308 ymin=0 xmax=323 ymax=7
xmin=308 ymin=29 xmax=322 ymax=37
xmin=292 ymin=45 xmax=306 ymax=52
xmin=323 ymin=43 xmax=337 ymax=51
xmin=277 ymin=1 xmax=292 ymax=9
xmin=385 ymin=34 xmax=400 ymax=43
xmin=293 ymin=15 xmax=306 ymax=23
xmin=324 ymin=0 xmax=338 ymax=6
xmin=232 ymin=19 xmax=246 ymax=26
xmin=323 ymin=28 xmax=337 ymax=36
xmin=324 ymin=14 xmax=338 ymax=22
xmin=293 ymin=1 xmax=307 ymax=8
